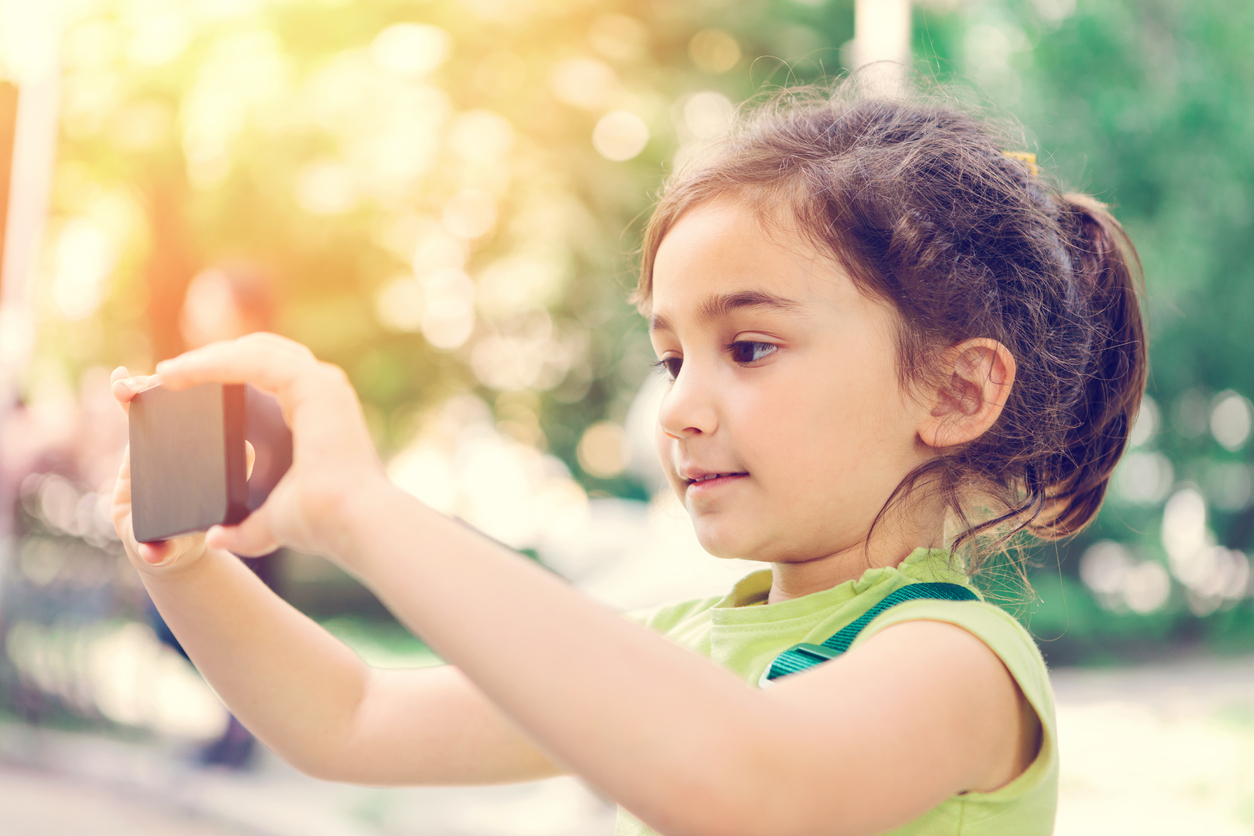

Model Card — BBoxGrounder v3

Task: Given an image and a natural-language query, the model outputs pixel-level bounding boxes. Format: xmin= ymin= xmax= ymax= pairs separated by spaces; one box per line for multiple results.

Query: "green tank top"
xmin=618 ymin=548 xmax=1058 ymax=836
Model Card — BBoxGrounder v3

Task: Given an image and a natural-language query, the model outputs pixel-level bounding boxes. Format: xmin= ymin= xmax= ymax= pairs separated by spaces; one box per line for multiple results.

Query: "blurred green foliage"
xmin=24 ymin=0 xmax=1254 ymax=660
xmin=915 ymin=0 xmax=1254 ymax=660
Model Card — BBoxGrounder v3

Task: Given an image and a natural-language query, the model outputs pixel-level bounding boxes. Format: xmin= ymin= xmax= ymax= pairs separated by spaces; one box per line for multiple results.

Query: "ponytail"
xmin=1031 ymin=195 xmax=1148 ymax=538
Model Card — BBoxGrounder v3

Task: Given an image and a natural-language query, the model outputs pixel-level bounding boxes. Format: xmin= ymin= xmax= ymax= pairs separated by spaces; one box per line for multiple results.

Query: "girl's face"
xmin=648 ymin=199 xmax=936 ymax=567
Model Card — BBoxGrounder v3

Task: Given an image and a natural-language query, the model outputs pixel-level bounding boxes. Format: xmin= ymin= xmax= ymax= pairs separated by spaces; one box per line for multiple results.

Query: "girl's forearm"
xmin=341 ymin=484 xmax=782 ymax=834
xmin=140 ymin=548 xmax=371 ymax=776
xmin=142 ymin=546 xmax=563 ymax=785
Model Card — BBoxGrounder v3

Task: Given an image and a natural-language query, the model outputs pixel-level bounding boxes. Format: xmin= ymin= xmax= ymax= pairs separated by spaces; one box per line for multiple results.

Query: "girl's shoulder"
xmin=850 ymin=596 xmax=1059 ymax=831
xmin=852 ymin=595 xmax=1054 ymax=720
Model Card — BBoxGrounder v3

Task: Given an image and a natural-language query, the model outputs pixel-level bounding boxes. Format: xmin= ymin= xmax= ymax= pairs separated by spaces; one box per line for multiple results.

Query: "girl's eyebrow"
xmin=649 ymin=290 xmax=805 ymax=333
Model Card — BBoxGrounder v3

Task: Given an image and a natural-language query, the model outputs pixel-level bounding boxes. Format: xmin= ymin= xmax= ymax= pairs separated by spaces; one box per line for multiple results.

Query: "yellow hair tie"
xmin=1003 ymin=151 xmax=1039 ymax=178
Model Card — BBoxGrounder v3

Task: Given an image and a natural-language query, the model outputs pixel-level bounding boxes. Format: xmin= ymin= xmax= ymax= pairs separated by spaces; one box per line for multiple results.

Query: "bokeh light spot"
xmin=688 ymin=29 xmax=741 ymax=74
xmin=388 ymin=443 xmax=457 ymax=513
xmin=681 ymin=90 xmax=734 ymax=139
xmin=1204 ymin=462 xmax=1253 ymax=512
xmin=472 ymin=333 xmax=546 ymax=391
xmin=476 ymin=50 xmax=527 ymax=97
xmin=1123 ymin=562 xmax=1171 ymax=614
xmin=420 ymin=268 xmax=476 ymax=350
xmin=1209 ymin=390 xmax=1252 ymax=451
xmin=374 ymin=277 xmax=425 ymax=333
xmin=1128 ymin=396 xmax=1159 ymax=447
xmin=52 ymin=219 xmax=117 ymax=321
xmin=296 ymin=160 xmax=358 ymax=215
xmin=592 ymin=110 xmax=649 ymax=161
xmin=1172 ymin=389 xmax=1209 ymax=438
xmin=413 ymin=227 xmax=468 ymax=274
xmin=589 ymin=14 xmax=647 ymax=62
xmin=448 ymin=109 xmax=516 ymax=164
xmin=1112 ymin=451 xmax=1173 ymax=505
xmin=371 ymin=23 xmax=451 ymax=78
xmin=1031 ymin=0 xmax=1077 ymax=24
xmin=1080 ymin=541 xmax=1133 ymax=597
xmin=578 ymin=421 xmax=628 ymax=479
xmin=477 ymin=255 xmax=566 ymax=321
xmin=442 ymin=189 xmax=497 ymax=239
xmin=548 ymin=56 xmax=617 ymax=109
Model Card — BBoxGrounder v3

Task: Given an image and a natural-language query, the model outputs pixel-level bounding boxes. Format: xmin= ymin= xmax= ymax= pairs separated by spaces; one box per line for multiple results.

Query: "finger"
xmin=112 ymin=445 xmax=132 ymax=507
xmin=206 ymin=512 xmax=279 ymax=558
xmin=137 ymin=529 xmax=206 ymax=564
xmin=156 ymin=336 xmax=343 ymax=439
xmin=244 ymin=440 xmax=256 ymax=481
xmin=110 ymin=450 xmax=136 ymax=549
xmin=155 ymin=334 xmax=315 ymax=398
xmin=111 ymin=372 xmax=160 ymax=410
xmin=137 ymin=539 xmax=175 ymax=565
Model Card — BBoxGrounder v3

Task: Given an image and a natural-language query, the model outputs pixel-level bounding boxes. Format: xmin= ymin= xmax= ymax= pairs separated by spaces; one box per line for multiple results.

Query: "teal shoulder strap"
xmin=764 ymin=582 xmax=978 ymax=682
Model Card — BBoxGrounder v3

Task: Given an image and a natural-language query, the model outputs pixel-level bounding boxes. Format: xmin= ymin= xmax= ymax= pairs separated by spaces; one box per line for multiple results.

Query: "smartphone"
xmin=128 ymin=382 xmax=292 ymax=543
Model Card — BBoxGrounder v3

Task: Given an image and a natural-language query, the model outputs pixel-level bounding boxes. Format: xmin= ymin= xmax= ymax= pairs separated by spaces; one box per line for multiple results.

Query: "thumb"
xmin=206 ymin=511 xmax=278 ymax=557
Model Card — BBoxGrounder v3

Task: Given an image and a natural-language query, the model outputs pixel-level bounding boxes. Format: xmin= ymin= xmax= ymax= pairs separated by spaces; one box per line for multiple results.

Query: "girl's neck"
xmin=767 ymin=547 xmax=892 ymax=605
xmin=765 ymin=510 xmax=947 ymax=605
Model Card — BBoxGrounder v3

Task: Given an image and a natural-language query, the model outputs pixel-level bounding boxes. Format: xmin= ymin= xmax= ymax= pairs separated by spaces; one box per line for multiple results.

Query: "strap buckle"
xmin=791 ymin=642 xmax=841 ymax=663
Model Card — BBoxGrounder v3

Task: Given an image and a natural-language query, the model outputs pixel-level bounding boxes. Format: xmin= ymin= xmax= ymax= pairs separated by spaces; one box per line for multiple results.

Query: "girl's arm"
xmin=111 ymin=372 xmax=562 ymax=786
xmin=146 ymin=336 xmax=1037 ymax=836
xmin=139 ymin=548 xmax=564 ymax=785
xmin=338 ymin=485 xmax=1034 ymax=836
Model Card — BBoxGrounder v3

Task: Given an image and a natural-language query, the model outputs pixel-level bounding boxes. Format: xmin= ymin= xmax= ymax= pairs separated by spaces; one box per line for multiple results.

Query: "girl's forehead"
xmin=649 ymin=199 xmax=858 ymax=314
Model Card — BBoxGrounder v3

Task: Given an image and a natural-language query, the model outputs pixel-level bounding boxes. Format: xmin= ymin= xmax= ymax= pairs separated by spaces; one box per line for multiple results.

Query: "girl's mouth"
xmin=685 ymin=472 xmax=749 ymax=493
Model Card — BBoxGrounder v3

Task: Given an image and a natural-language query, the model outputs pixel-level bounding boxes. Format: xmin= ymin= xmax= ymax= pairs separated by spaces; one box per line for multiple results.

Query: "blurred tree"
xmin=914 ymin=0 xmax=1254 ymax=657
xmin=43 ymin=0 xmax=858 ymax=486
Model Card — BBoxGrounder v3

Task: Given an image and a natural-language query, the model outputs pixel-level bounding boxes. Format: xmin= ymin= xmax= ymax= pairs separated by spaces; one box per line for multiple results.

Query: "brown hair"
xmin=636 ymin=85 xmax=1147 ymax=564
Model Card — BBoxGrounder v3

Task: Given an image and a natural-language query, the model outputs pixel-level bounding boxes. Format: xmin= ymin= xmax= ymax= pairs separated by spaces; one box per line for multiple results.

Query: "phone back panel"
xmin=129 ymin=383 xmax=247 ymax=542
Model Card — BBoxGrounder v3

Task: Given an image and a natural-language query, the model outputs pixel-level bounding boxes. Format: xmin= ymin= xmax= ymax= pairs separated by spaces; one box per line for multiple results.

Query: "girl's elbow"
xmin=261 ymin=735 xmax=358 ymax=783
xmin=656 ymin=806 xmax=816 ymax=836
xmin=665 ymin=806 xmax=854 ymax=836
xmin=640 ymin=772 xmax=810 ymax=836
xmin=643 ymin=761 xmax=857 ymax=836
xmin=272 ymin=745 xmax=337 ymax=782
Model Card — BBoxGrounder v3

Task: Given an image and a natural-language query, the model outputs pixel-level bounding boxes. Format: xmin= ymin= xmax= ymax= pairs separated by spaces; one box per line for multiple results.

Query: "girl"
xmin=110 ymin=88 xmax=1146 ymax=836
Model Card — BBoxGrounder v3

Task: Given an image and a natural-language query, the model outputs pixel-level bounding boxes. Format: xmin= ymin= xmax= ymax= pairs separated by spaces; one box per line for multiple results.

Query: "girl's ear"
xmin=918 ymin=338 xmax=1017 ymax=449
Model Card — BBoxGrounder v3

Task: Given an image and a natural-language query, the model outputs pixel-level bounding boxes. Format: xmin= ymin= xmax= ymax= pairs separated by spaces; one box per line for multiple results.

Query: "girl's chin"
xmin=691 ymin=525 xmax=767 ymax=563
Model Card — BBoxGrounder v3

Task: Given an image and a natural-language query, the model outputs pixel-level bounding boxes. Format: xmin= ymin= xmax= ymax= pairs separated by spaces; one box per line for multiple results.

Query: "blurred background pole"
xmin=0 ymin=1 xmax=61 ymax=582
xmin=851 ymin=0 xmax=913 ymax=92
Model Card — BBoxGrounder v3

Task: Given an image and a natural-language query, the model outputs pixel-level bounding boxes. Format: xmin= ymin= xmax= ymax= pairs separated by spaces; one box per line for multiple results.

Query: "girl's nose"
xmin=657 ymin=366 xmax=718 ymax=439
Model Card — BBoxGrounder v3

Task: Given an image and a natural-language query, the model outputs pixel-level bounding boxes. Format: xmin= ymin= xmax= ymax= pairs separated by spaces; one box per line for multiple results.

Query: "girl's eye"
xmin=729 ymin=341 xmax=778 ymax=365
xmin=654 ymin=357 xmax=683 ymax=380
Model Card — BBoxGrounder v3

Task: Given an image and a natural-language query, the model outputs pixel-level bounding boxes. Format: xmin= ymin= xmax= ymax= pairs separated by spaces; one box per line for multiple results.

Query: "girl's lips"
xmin=685 ymin=473 xmax=748 ymax=494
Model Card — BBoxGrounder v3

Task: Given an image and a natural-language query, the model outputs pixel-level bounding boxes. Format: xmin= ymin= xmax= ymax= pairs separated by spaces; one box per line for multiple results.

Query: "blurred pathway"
xmin=0 ymin=763 xmax=252 ymax=836
xmin=0 ymin=719 xmax=615 ymax=836
xmin=1051 ymin=654 xmax=1254 ymax=836
xmin=1 ymin=654 xmax=1251 ymax=835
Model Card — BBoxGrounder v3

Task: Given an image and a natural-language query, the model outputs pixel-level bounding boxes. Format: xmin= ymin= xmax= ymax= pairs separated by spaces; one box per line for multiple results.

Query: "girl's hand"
xmin=110 ymin=366 xmax=210 ymax=573
xmin=151 ymin=333 xmax=389 ymax=562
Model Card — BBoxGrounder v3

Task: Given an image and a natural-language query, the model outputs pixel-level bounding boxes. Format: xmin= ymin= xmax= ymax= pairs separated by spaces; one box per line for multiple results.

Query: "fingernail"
xmin=140 ymin=544 xmax=166 ymax=564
